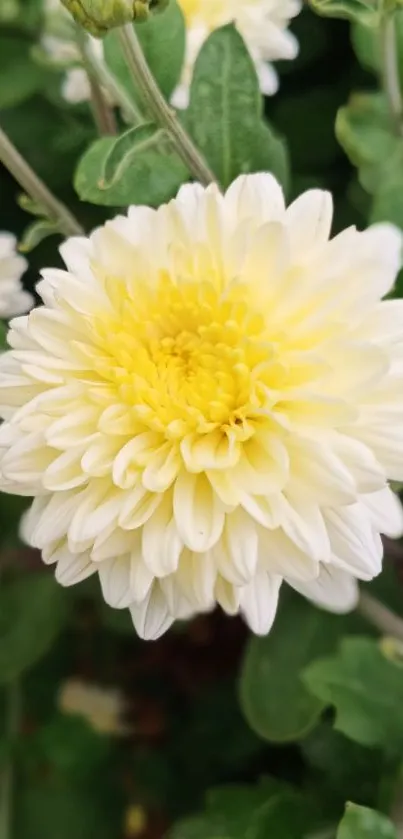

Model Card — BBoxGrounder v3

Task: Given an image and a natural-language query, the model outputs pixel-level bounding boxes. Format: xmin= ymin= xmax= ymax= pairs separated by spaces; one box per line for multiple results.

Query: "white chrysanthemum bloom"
xmin=0 ymin=234 xmax=33 ymax=319
xmin=58 ymin=678 xmax=128 ymax=734
xmin=2 ymin=174 xmax=403 ymax=640
xmin=172 ymin=0 xmax=302 ymax=109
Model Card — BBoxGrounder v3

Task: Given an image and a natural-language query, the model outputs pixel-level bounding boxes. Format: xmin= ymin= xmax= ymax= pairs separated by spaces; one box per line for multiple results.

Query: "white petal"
xmin=324 ymin=504 xmax=383 ymax=580
xmin=142 ymin=442 xmax=180 ymax=491
xmin=142 ymin=495 xmax=182 ymax=576
xmin=98 ymin=556 xmax=134 ymax=608
xmin=286 ymin=190 xmax=333 ymax=258
xmin=256 ymin=61 xmax=278 ymax=95
xmin=259 ymin=527 xmax=319 ymax=581
xmin=240 ymin=573 xmax=282 ymax=635
xmin=129 ymin=556 xmax=154 ymax=603
xmin=363 ymin=486 xmax=403 ymax=538
xmin=289 ymin=565 xmax=359 ymax=614
xmin=276 ymin=494 xmax=330 ymax=562
xmin=224 ymin=173 xmax=285 ymax=226
xmin=172 ymin=548 xmax=217 ymax=609
xmin=54 ymin=547 xmax=96 ymax=586
xmin=129 ymin=584 xmax=174 ymax=640
xmin=173 ymin=471 xmax=225 ymax=552
xmin=215 ymin=575 xmax=242 ymax=616
xmin=215 ymin=508 xmax=258 ymax=585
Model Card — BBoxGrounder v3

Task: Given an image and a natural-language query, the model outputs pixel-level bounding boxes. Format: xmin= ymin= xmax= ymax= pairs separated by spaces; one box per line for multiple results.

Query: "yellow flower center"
xmin=177 ymin=0 xmax=235 ymax=26
xmin=91 ymin=274 xmax=276 ymax=442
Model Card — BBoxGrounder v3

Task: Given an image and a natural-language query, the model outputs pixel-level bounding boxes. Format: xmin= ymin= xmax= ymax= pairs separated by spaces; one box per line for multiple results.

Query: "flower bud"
xmin=60 ymin=0 xmax=169 ymax=37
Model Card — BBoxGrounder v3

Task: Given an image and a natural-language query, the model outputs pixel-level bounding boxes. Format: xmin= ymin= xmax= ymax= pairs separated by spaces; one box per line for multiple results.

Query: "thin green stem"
xmin=0 ymin=126 xmax=84 ymax=238
xmin=76 ymin=29 xmax=143 ymax=125
xmin=358 ymin=591 xmax=403 ymax=642
xmin=0 ymin=681 xmax=21 ymax=839
xmin=379 ymin=13 xmax=403 ymax=135
xmin=118 ymin=24 xmax=217 ymax=186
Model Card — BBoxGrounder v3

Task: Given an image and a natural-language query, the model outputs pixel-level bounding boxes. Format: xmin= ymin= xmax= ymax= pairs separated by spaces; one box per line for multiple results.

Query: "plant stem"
xmin=0 ymin=681 xmax=21 ymax=839
xmin=358 ymin=591 xmax=403 ymax=642
xmin=76 ymin=29 xmax=143 ymax=125
xmin=0 ymin=126 xmax=84 ymax=238
xmin=118 ymin=24 xmax=217 ymax=186
xmin=88 ymin=74 xmax=118 ymax=135
xmin=380 ymin=13 xmax=403 ymax=135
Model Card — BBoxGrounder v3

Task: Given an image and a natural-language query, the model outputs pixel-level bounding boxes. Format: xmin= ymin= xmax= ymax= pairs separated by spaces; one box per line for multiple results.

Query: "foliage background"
xmin=1 ymin=1 xmax=403 ymax=837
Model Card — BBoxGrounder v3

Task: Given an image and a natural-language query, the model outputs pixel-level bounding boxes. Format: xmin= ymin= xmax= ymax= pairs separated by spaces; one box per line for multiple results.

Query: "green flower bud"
xmin=60 ymin=0 xmax=169 ymax=37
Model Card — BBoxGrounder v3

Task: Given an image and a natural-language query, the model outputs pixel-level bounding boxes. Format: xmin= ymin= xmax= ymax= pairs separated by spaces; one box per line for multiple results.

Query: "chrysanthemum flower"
xmin=2 ymin=174 xmax=403 ymax=639
xmin=172 ymin=0 xmax=302 ymax=109
xmin=0 ymin=233 xmax=32 ymax=319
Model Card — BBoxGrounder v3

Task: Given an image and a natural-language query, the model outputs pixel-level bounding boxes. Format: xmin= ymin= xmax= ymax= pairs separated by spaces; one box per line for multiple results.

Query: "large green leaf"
xmin=0 ymin=573 xmax=69 ymax=683
xmin=337 ymin=804 xmax=397 ymax=839
xmin=74 ymin=123 xmax=187 ymax=206
xmin=104 ymin=0 xmax=185 ymax=106
xmin=309 ymin=0 xmax=381 ymax=25
xmin=303 ymin=636 xmax=403 ymax=750
xmin=239 ymin=595 xmax=345 ymax=743
xmin=185 ymin=24 xmax=289 ymax=190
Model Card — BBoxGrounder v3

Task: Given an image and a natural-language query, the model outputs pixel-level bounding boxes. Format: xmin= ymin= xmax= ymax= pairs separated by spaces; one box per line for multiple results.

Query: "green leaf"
xmin=249 ymin=793 xmax=317 ymax=839
xmin=0 ymin=36 xmax=48 ymax=108
xmin=302 ymin=722 xmax=385 ymax=813
xmin=303 ymin=636 xmax=403 ymax=750
xmin=169 ymin=782 xmax=316 ymax=839
xmin=337 ymin=803 xmax=397 ymax=839
xmin=74 ymin=124 xmax=187 ymax=206
xmin=352 ymin=6 xmax=403 ymax=68
xmin=336 ymin=92 xmax=403 ymax=229
xmin=0 ymin=573 xmax=69 ymax=683
xmin=308 ymin=0 xmax=381 ymax=25
xmin=37 ymin=714 xmax=112 ymax=782
xmin=336 ymin=92 xmax=398 ymax=192
xmin=19 ymin=219 xmax=58 ymax=253
xmin=104 ymin=0 xmax=185 ymax=106
xmin=15 ymin=778 xmax=115 ymax=839
xmin=239 ymin=595 xmax=345 ymax=743
xmin=185 ymin=24 xmax=289 ymax=189
xmin=0 ymin=322 xmax=8 ymax=350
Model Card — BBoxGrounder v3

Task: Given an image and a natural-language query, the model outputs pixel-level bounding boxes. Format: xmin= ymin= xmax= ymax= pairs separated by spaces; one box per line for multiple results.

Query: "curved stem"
xmin=76 ymin=29 xmax=143 ymax=125
xmin=0 ymin=126 xmax=84 ymax=238
xmin=380 ymin=13 xmax=403 ymax=136
xmin=358 ymin=591 xmax=403 ymax=642
xmin=118 ymin=24 xmax=217 ymax=186
xmin=0 ymin=681 xmax=21 ymax=839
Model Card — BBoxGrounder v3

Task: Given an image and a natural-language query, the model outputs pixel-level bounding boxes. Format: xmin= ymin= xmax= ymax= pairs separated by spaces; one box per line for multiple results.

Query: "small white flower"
xmin=3 ymin=174 xmax=403 ymax=640
xmin=41 ymin=0 xmax=108 ymax=105
xmin=172 ymin=0 xmax=302 ymax=108
xmin=58 ymin=678 xmax=129 ymax=734
xmin=0 ymin=233 xmax=32 ymax=319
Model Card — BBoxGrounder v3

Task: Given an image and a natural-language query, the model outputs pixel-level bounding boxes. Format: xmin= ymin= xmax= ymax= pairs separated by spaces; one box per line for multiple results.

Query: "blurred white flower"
xmin=3 ymin=174 xmax=403 ymax=639
xmin=58 ymin=678 xmax=129 ymax=735
xmin=41 ymin=0 xmax=108 ymax=104
xmin=172 ymin=0 xmax=302 ymax=108
xmin=0 ymin=234 xmax=32 ymax=319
